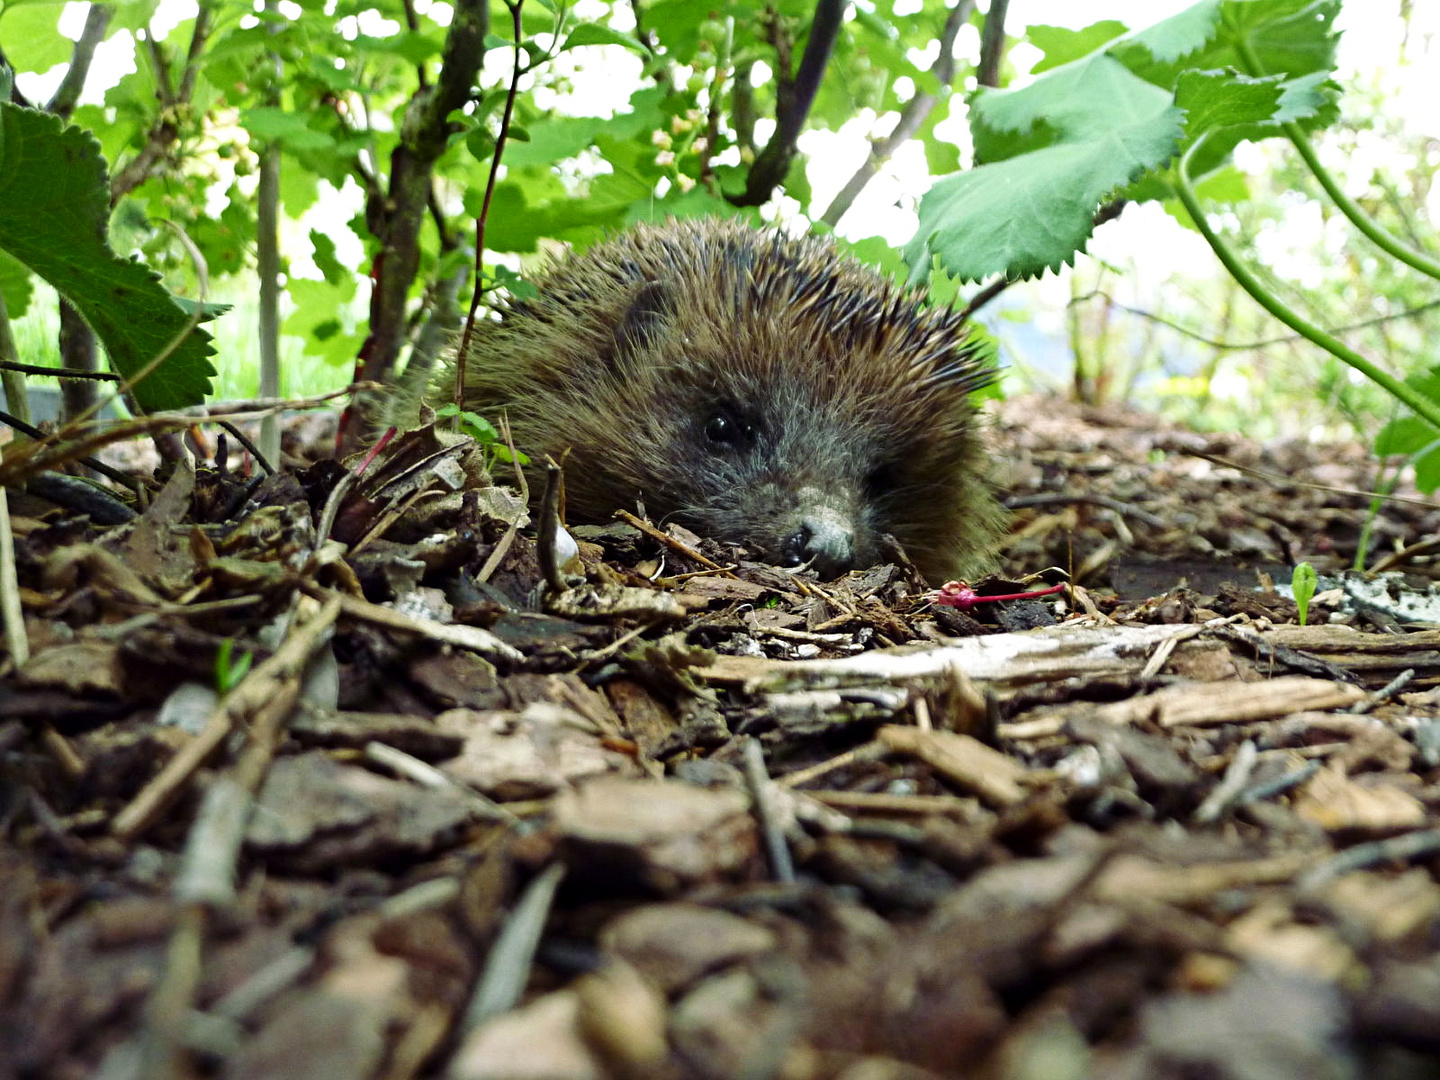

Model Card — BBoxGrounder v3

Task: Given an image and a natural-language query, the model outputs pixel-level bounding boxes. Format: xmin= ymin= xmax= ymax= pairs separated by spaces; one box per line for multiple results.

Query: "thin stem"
xmin=1233 ymin=34 xmax=1440 ymax=283
xmin=1282 ymin=124 xmax=1440 ymax=281
xmin=256 ymin=0 xmax=283 ymax=468
xmin=455 ymin=0 xmax=522 ymax=409
xmin=0 ymin=290 xmax=29 ymax=427
xmin=1173 ymin=137 xmax=1440 ymax=432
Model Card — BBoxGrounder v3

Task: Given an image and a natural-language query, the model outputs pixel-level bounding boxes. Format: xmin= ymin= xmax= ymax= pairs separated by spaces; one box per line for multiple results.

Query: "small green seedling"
xmin=1291 ymin=562 xmax=1318 ymax=627
xmin=215 ymin=638 xmax=254 ymax=694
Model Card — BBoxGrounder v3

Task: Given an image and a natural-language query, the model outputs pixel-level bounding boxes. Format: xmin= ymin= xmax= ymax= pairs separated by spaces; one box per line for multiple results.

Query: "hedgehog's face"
xmin=642 ymin=381 xmax=901 ymax=578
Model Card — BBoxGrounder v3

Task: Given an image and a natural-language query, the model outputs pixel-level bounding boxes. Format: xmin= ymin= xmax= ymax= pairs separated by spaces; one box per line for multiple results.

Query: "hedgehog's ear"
xmin=611 ymin=278 xmax=672 ymax=359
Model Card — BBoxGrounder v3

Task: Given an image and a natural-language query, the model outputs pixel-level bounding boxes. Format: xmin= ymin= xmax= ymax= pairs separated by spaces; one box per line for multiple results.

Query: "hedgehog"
xmin=446 ymin=217 xmax=1005 ymax=583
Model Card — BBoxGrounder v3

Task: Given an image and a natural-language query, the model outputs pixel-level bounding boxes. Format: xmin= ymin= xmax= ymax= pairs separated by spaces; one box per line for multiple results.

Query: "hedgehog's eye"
xmin=704 ymin=413 xmax=753 ymax=448
xmin=705 ymin=415 xmax=733 ymax=443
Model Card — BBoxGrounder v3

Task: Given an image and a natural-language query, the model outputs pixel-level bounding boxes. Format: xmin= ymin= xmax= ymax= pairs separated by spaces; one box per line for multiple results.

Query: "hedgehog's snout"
xmin=780 ymin=495 xmax=857 ymax=578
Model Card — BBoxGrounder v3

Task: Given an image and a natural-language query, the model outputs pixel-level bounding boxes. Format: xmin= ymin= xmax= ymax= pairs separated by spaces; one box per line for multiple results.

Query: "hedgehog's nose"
xmin=784 ymin=510 xmax=856 ymax=579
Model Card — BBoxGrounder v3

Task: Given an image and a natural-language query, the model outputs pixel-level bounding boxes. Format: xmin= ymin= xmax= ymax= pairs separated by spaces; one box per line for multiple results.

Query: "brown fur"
xmin=444 ymin=218 xmax=1005 ymax=583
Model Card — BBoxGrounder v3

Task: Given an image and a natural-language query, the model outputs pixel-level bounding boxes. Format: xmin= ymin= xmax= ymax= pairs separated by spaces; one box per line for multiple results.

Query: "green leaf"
xmin=561 ymin=24 xmax=647 ymax=53
xmin=1028 ymin=22 xmax=1128 ymax=74
xmin=912 ymin=0 xmax=1344 ymax=285
xmin=639 ymin=0 xmax=707 ymax=58
xmin=1160 ymin=162 xmax=1250 ymax=224
xmin=1405 ymin=365 xmax=1440 ymax=404
xmin=1183 ymin=71 xmax=1338 ymax=173
xmin=1111 ymin=0 xmax=1222 ymax=78
xmin=110 ymin=0 xmax=161 ymax=34
xmin=1174 ymin=69 xmax=1285 ymax=137
xmin=470 ymin=182 xmax=547 ymax=253
xmin=0 ymin=2 xmax=75 ymax=73
xmin=188 ymin=189 xmax=253 ymax=278
xmin=976 ymin=51 xmax=1176 ymax=155
xmin=1192 ymin=164 xmax=1249 ymax=201
xmin=283 ymin=278 xmax=358 ymax=366
xmin=1223 ymin=0 xmax=1341 ymax=78
xmin=912 ymin=54 xmax=1183 ymax=282
xmin=171 ymin=297 xmax=232 ymax=321
xmin=466 ymin=128 xmax=496 ymax=162
xmin=352 ymin=31 xmax=442 ymax=66
xmin=498 ymin=115 xmax=601 ymax=165
xmin=309 ymin=228 xmax=348 ymax=285
xmin=0 ymin=249 xmax=32 ymax=319
xmin=784 ymin=152 xmax=811 ymax=207
xmin=489 ymin=263 xmax=536 ymax=300
xmin=1415 ymin=444 xmax=1440 ymax=495
xmin=435 ymin=402 xmax=498 ymax=441
xmin=279 ymin=163 xmax=320 ymax=217
xmin=1374 ymin=416 xmax=1439 ymax=458
xmin=1112 ymin=0 xmax=1339 ymax=89
xmin=0 ymin=103 xmax=215 ymax=408
xmin=240 ymin=107 xmax=336 ymax=152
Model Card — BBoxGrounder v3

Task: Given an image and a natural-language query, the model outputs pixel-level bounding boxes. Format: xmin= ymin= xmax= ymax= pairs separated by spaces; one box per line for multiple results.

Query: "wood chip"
xmin=878 ymin=725 xmax=1030 ymax=806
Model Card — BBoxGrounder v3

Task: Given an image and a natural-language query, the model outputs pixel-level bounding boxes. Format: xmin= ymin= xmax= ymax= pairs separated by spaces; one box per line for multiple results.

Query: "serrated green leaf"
xmin=916 ymin=54 xmax=1183 ymax=282
xmin=0 ymin=103 xmax=215 ymax=408
xmin=171 ymin=297 xmax=232 ymax=321
xmin=1114 ymin=0 xmax=1221 ymax=72
xmin=1028 ymin=22 xmax=1128 ymax=74
xmin=972 ymin=53 xmax=1175 ymax=161
xmin=1113 ymin=0 xmax=1338 ymax=90
xmin=1183 ymin=69 xmax=1339 ymax=173
xmin=1223 ymin=0 xmax=1341 ymax=77
xmin=1175 ymin=69 xmax=1285 ymax=136
xmin=913 ymin=142 xmax=1136 ymax=282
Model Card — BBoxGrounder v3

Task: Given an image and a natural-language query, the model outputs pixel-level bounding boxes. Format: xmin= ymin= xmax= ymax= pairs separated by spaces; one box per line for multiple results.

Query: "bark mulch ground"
xmin=4 ymin=394 xmax=1440 ymax=1080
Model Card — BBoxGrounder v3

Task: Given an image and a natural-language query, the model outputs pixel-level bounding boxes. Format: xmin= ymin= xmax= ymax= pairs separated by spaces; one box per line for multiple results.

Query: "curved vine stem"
xmin=1234 ymin=35 xmax=1440 ymax=283
xmin=1173 ymin=136 xmax=1440 ymax=432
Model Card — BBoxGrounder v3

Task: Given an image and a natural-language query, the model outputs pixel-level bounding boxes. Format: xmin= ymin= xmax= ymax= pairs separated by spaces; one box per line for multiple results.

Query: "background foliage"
xmin=0 ymin=0 xmax=1436 ymax=466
